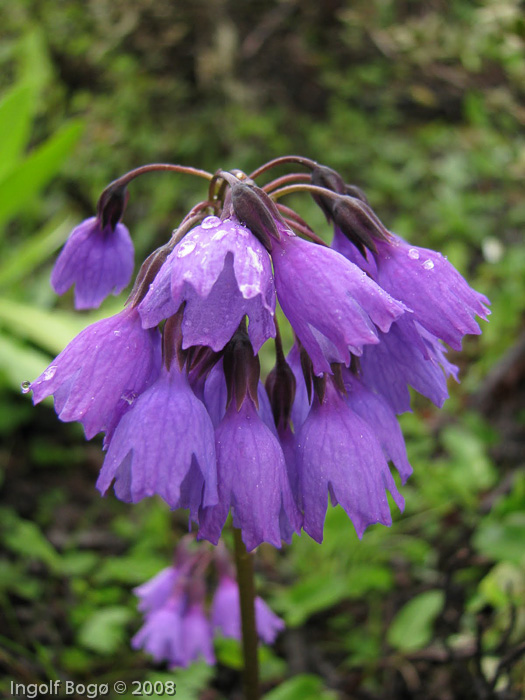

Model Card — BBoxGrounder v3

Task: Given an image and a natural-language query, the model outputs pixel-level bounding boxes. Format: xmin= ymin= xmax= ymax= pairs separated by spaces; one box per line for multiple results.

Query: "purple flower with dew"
xmin=197 ymin=395 xmax=301 ymax=551
xmin=97 ymin=363 xmax=217 ymax=517
xmin=212 ymin=575 xmax=284 ymax=644
xmin=296 ymin=378 xmax=404 ymax=542
xmin=51 ymin=217 xmax=134 ymax=310
xmin=139 ymin=216 xmax=276 ymax=353
xmin=270 ymin=227 xmax=406 ymax=375
xmin=28 ymin=307 xmax=160 ymax=439
xmin=373 ymin=234 xmax=490 ymax=350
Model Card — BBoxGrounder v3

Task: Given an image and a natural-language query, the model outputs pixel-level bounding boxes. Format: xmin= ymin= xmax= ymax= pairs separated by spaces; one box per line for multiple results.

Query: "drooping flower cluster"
xmin=132 ymin=539 xmax=284 ymax=668
xmin=26 ymin=157 xmax=490 ymax=549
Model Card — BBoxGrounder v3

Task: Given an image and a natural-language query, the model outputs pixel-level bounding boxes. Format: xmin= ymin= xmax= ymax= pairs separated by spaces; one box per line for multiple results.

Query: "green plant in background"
xmin=1 ymin=3 xmax=524 ymax=699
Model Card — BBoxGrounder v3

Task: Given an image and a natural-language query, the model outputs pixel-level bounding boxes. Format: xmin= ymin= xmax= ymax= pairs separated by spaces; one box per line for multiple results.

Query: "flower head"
xmin=51 ymin=217 xmax=134 ymax=309
xmin=139 ymin=216 xmax=275 ymax=353
xmin=296 ymin=377 xmax=404 ymax=542
xmin=97 ymin=363 xmax=217 ymax=517
xmin=373 ymin=234 xmax=490 ymax=350
xmin=197 ymin=394 xmax=301 ymax=551
xmin=270 ymin=228 xmax=406 ymax=375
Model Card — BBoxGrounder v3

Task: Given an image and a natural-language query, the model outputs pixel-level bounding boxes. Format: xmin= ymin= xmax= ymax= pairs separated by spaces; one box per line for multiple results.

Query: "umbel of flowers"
xmin=132 ymin=538 xmax=284 ymax=668
xmin=26 ymin=156 xmax=490 ymax=551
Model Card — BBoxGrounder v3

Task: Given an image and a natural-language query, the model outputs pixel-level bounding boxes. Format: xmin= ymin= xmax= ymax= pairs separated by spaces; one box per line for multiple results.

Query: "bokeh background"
xmin=1 ymin=2 xmax=524 ymax=699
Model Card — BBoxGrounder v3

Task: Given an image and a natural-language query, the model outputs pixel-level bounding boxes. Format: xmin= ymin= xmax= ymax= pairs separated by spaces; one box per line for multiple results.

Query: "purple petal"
xmin=139 ymin=218 xmax=276 ymax=352
xmin=271 ymin=231 xmax=405 ymax=374
xmin=198 ymin=398 xmax=301 ymax=551
xmin=343 ymin=371 xmax=412 ymax=482
xmin=255 ymin=597 xmax=285 ymax=644
xmin=133 ymin=567 xmax=179 ymax=613
xmin=375 ymin=235 xmax=490 ymax=350
xmin=97 ymin=366 xmax=217 ymax=516
xmin=297 ymin=381 xmax=404 ymax=542
xmin=331 ymin=226 xmax=378 ymax=277
xmin=30 ymin=307 xmax=161 ymax=439
xmin=360 ymin=315 xmax=458 ymax=413
xmin=212 ymin=575 xmax=284 ymax=643
xmin=51 ymin=217 xmax=134 ymax=310
xmin=132 ymin=601 xmax=184 ymax=666
xmin=180 ymin=603 xmax=215 ymax=667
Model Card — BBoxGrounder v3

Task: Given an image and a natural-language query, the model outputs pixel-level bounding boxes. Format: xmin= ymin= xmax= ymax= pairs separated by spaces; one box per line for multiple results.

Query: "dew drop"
xmin=43 ymin=366 xmax=57 ymax=381
xmin=211 ymin=229 xmax=229 ymax=242
xmin=176 ymin=239 xmax=197 ymax=258
xmin=423 ymin=259 xmax=435 ymax=270
xmin=201 ymin=216 xmax=221 ymax=229
xmin=21 ymin=380 xmax=31 ymax=394
xmin=121 ymin=391 xmax=137 ymax=405
xmin=113 ymin=330 xmax=122 ymax=337
xmin=408 ymin=248 xmax=420 ymax=260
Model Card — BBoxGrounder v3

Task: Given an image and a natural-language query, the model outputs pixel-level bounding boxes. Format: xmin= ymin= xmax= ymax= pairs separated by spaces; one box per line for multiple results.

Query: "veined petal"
xmin=271 ymin=231 xmax=405 ymax=374
xmin=375 ymin=235 xmax=490 ymax=350
xmin=51 ymin=217 xmax=134 ymax=310
xmin=297 ymin=381 xmax=404 ymax=542
xmin=97 ymin=366 xmax=217 ymax=517
xmin=139 ymin=218 xmax=276 ymax=351
xmin=30 ymin=307 xmax=160 ymax=439
xmin=198 ymin=398 xmax=301 ymax=551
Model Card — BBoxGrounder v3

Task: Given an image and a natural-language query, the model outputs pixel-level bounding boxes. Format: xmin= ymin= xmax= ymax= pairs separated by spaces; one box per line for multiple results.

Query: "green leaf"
xmin=263 ymin=674 xmax=337 ymax=700
xmin=0 ymin=120 xmax=84 ymax=229
xmin=473 ymin=513 xmax=525 ymax=566
xmin=77 ymin=606 xmax=133 ymax=654
xmin=0 ymin=215 xmax=76 ymax=288
xmin=277 ymin=573 xmax=350 ymax=626
xmin=1 ymin=507 xmax=61 ymax=572
xmin=0 ymin=84 xmax=35 ymax=179
xmin=387 ymin=590 xmax=444 ymax=652
xmin=0 ymin=297 xmax=91 ymax=355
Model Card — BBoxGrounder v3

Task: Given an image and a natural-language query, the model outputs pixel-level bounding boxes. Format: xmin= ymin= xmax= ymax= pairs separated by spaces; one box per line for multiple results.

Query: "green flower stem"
xmin=233 ymin=527 xmax=260 ymax=700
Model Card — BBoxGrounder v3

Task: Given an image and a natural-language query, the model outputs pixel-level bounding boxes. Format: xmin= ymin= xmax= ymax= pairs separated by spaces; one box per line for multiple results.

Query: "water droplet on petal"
xmin=113 ymin=330 xmax=122 ymax=337
xmin=201 ymin=216 xmax=221 ymax=229
xmin=21 ymin=380 xmax=31 ymax=394
xmin=423 ymin=259 xmax=435 ymax=270
xmin=43 ymin=366 xmax=57 ymax=381
xmin=211 ymin=229 xmax=229 ymax=242
xmin=176 ymin=239 xmax=197 ymax=258
xmin=408 ymin=248 xmax=420 ymax=260
xmin=121 ymin=391 xmax=137 ymax=405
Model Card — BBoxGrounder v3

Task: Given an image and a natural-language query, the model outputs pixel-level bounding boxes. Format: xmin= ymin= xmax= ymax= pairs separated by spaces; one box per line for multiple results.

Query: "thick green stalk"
xmin=233 ymin=527 xmax=260 ymax=700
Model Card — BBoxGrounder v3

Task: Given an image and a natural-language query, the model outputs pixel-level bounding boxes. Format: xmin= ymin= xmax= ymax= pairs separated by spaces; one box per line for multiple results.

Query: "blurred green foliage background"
xmin=0 ymin=1 xmax=524 ymax=698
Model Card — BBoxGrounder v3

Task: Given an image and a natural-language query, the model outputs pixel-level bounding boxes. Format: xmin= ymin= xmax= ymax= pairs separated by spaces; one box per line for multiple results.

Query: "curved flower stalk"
xmin=51 ymin=217 xmax=134 ymax=310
